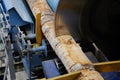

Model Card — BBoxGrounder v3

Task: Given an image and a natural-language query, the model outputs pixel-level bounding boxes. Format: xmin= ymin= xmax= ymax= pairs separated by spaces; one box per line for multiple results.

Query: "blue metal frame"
xmin=42 ymin=60 xmax=60 ymax=78
xmin=47 ymin=0 xmax=59 ymax=12
xmin=2 ymin=0 xmax=120 ymax=80
xmin=2 ymin=0 xmax=34 ymax=33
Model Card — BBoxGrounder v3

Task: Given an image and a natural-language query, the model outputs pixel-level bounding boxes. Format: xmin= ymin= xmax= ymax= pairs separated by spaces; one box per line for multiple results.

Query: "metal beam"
xmin=94 ymin=60 xmax=120 ymax=72
xmin=35 ymin=60 xmax=120 ymax=80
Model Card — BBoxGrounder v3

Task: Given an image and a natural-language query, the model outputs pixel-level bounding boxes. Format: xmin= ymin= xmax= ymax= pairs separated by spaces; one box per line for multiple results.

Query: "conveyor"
xmin=0 ymin=0 xmax=120 ymax=80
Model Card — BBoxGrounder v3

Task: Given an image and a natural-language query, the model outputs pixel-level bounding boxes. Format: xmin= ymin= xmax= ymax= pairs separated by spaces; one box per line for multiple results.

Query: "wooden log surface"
xmin=41 ymin=11 xmax=104 ymax=80
xmin=26 ymin=0 xmax=104 ymax=79
xmin=26 ymin=0 xmax=51 ymax=17
xmin=76 ymin=69 xmax=104 ymax=80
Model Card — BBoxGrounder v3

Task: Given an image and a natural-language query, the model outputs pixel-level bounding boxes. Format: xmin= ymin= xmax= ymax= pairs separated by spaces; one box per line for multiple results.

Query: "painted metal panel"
xmin=47 ymin=0 xmax=59 ymax=12
xmin=42 ymin=60 xmax=60 ymax=78
xmin=2 ymin=0 xmax=34 ymax=32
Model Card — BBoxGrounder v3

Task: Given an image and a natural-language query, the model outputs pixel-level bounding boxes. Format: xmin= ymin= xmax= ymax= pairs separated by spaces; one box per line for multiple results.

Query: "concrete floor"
xmin=7 ymin=71 xmax=28 ymax=80
xmin=15 ymin=71 xmax=28 ymax=80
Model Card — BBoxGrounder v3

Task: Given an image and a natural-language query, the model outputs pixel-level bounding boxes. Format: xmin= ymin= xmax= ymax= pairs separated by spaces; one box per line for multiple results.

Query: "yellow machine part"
xmin=35 ymin=13 xmax=43 ymax=45
xmin=35 ymin=60 xmax=120 ymax=80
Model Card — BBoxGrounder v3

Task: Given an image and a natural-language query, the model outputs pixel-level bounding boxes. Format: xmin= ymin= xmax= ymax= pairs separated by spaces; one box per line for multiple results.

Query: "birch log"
xmin=26 ymin=0 xmax=51 ymax=17
xmin=26 ymin=0 xmax=104 ymax=79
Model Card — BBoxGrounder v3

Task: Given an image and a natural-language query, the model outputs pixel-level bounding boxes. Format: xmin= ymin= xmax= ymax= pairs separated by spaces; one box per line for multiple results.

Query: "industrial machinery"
xmin=56 ymin=0 xmax=120 ymax=60
xmin=0 ymin=0 xmax=120 ymax=80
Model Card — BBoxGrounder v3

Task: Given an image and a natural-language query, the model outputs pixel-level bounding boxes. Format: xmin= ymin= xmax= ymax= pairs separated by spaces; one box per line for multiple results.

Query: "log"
xmin=26 ymin=0 xmax=51 ymax=17
xmin=76 ymin=69 xmax=104 ymax=80
xmin=26 ymin=0 xmax=51 ymax=45
xmin=26 ymin=0 xmax=104 ymax=79
xmin=41 ymin=11 xmax=103 ymax=80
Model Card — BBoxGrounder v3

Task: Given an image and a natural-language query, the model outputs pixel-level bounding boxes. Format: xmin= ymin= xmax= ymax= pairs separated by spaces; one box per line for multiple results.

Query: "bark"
xmin=26 ymin=0 xmax=51 ymax=17
xmin=26 ymin=0 xmax=104 ymax=79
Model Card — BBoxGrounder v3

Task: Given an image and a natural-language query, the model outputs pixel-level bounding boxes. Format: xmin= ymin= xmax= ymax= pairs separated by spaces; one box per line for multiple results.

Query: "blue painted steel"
xmin=1 ymin=1 xmax=7 ymax=12
xmin=0 ymin=3 xmax=9 ymax=27
xmin=1 ymin=0 xmax=35 ymax=54
xmin=42 ymin=39 xmax=47 ymax=57
xmin=2 ymin=0 xmax=34 ymax=33
xmin=11 ymin=27 xmax=19 ymax=52
xmin=101 ymin=72 xmax=120 ymax=80
xmin=30 ymin=54 xmax=42 ymax=69
xmin=31 ymin=46 xmax=45 ymax=52
xmin=47 ymin=0 xmax=59 ymax=12
xmin=1 ymin=1 xmax=47 ymax=79
xmin=27 ymin=34 xmax=36 ymax=39
xmin=22 ymin=40 xmax=47 ymax=79
xmin=22 ymin=54 xmax=42 ymax=80
xmin=22 ymin=57 xmax=31 ymax=80
xmin=22 ymin=57 xmax=30 ymax=76
xmin=9 ymin=8 xmax=28 ymax=27
xmin=42 ymin=60 xmax=60 ymax=78
xmin=21 ymin=35 xmax=26 ymax=50
xmin=31 ymin=40 xmax=47 ymax=57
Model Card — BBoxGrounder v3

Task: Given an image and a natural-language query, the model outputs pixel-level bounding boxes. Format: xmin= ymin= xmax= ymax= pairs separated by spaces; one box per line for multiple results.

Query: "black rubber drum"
xmin=55 ymin=0 xmax=120 ymax=60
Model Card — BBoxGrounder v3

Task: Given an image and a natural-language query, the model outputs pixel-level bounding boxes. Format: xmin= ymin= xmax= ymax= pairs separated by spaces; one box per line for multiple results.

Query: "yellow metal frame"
xmin=36 ymin=60 xmax=120 ymax=80
xmin=35 ymin=13 xmax=43 ymax=45
xmin=94 ymin=60 xmax=120 ymax=72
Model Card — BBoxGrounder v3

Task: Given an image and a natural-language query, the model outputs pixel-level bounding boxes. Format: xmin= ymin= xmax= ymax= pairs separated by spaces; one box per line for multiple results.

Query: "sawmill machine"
xmin=0 ymin=0 xmax=120 ymax=80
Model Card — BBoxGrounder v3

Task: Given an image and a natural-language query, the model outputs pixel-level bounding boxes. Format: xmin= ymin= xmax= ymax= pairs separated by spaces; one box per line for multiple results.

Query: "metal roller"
xmin=55 ymin=0 xmax=120 ymax=60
